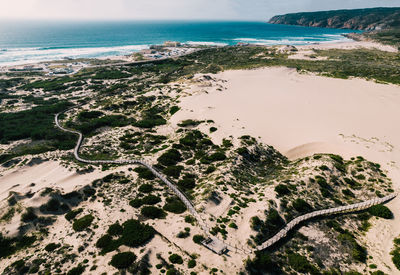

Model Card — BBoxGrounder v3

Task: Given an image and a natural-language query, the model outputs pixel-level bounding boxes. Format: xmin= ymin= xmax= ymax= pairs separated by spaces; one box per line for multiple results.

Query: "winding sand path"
xmin=55 ymin=106 xmax=396 ymax=255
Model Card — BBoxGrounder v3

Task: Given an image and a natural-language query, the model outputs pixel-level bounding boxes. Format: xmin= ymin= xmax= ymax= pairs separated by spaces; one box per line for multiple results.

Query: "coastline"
xmin=1 ymin=38 xmax=397 ymax=73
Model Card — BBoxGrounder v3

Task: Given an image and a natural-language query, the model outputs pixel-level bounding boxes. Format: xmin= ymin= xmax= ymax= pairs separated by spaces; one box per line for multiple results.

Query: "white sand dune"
xmin=173 ymin=66 xmax=400 ymax=273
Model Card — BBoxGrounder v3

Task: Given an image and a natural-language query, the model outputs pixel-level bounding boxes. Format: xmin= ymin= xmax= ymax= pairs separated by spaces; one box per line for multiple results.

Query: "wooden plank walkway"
xmin=55 ymin=107 xmax=396 ymax=255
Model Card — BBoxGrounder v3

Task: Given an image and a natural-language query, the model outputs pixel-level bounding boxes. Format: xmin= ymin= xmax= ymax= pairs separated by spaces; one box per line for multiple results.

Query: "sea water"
xmin=0 ymin=20 xmax=357 ymax=66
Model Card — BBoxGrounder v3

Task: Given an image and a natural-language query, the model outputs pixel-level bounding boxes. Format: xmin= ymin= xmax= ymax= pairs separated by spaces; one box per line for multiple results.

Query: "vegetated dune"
xmin=173 ymin=65 xmax=400 ymax=271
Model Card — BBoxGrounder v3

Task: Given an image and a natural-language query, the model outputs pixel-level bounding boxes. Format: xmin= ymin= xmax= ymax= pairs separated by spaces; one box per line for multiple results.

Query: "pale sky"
xmin=1 ymin=0 xmax=400 ymax=21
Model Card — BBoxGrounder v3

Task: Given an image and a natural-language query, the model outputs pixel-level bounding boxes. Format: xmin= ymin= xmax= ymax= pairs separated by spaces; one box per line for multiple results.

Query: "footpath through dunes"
xmin=55 ymin=106 xmax=397 ymax=255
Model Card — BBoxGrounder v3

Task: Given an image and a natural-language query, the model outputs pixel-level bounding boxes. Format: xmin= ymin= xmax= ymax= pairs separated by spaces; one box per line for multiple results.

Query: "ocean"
xmin=0 ymin=21 xmax=356 ymax=66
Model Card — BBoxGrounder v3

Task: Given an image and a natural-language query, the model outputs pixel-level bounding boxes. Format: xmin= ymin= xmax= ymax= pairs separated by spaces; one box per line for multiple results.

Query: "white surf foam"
xmin=0 ymin=44 xmax=149 ymax=66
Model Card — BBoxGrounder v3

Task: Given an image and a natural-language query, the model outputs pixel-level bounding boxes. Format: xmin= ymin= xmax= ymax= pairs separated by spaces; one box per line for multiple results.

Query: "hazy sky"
xmin=2 ymin=0 xmax=400 ymax=21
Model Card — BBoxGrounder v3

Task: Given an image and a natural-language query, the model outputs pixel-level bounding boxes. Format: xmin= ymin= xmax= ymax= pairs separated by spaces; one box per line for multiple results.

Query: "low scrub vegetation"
xmin=110 ymin=252 xmax=137 ymax=269
xmin=72 ymin=214 xmax=94 ymax=231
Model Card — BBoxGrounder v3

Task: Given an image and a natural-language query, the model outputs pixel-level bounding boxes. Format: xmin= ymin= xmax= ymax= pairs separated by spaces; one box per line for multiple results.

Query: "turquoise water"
xmin=0 ymin=21 xmax=356 ymax=66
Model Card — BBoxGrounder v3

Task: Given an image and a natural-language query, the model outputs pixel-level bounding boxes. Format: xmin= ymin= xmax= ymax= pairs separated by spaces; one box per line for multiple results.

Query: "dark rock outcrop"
xmin=268 ymin=7 xmax=400 ymax=30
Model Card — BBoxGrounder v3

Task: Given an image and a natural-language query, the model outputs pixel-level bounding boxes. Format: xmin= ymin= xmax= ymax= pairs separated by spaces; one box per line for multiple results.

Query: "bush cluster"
xmin=96 ymin=219 xmax=155 ymax=254
xmin=72 ymin=214 xmax=94 ymax=232
xmin=169 ymin=254 xmax=183 ymax=264
xmin=110 ymin=252 xmax=137 ymax=269
xmin=65 ymin=208 xmax=83 ymax=221
xmin=134 ymin=167 xmax=155 ymax=180
xmin=157 ymin=149 xmax=182 ymax=166
xmin=141 ymin=206 xmax=166 ymax=219
xmin=368 ymin=205 xmax=393 ymax=219
xmin=163 ymin=197 xmax=186 ymax=214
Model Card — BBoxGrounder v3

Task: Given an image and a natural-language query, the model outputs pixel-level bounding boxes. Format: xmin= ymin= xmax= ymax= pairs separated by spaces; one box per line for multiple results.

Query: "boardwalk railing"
xmin=55 ymin=107 xmax=397 ymax=255
xmin=254 ymin=193 xmax=396 ymax=252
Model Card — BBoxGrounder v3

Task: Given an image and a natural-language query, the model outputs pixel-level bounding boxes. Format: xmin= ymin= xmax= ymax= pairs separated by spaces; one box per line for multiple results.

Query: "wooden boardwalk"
xmin=55 ymin=107 xmax=396 ymax=255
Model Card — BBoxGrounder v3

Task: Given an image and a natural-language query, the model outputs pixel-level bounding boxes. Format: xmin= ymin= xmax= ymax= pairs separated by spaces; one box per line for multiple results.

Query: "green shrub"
xmin=72 ymin=214 xmax=94 ymax=231
xmin=188 ymin=259 xmax=196 ymax=268
xmin=44 ymin=243 xmax=60 ymax=252
xmin=209 ymin=127 xmax=218 ymax=133
xmin=108 ymin=222 xmax=123 ymax=236
xmin=166 ymin=268 xmax=179 ymax=275
xmin=40 ymin=198 xmax=62 ymax=212
xmin=368 ymin=205 xmax=393 ymax=219
xmin=342 ymin=189 xmax=355 ymax=197
xmin=73 ymin=115 xmax=131 ymax=135
xmin=252 ymin=209 xmax=285 ymax=245
xmin=229 ymin=222 xmax=238 ymax=229
xmin=193 ymin=235 xmax=205 ymax=244
xmin=338 ymin=232 xmax=367 ymax=262
xmin=120 ymin=219 xmax=155 ymax=247
xmin=21 ymin=208 xmax=37 ymax=222
xmin=319 ymin=165 xmax=329 ymax=171
xmin=178 ymin=175 xmax=196 ymax=190
xmin=163 ymin=197 xmax=186 ymax=214
xmin=201 ymin=152 xmax=226 ymax=163
xmin=96 ymin=234 xmax=113 ymax=249
xmin=110 ymin=252 xmax=136 ymax=269
xmin=185 ymin=215 xmax=196 ymax=224
xmin=134 ymin=167 xmax=155 ymax=180
xmin=288 ymin=253 xmax=318 ymax=274
xmin=141 ymin=206 xmax=166 ymax=219
xmin=170 ymin=106 xmax=180 ymax=115
xmin=157 ymin=149 xmax=182 ymax=166
xmin=292 ymin=199 xmax=312 ymax=214
xmin=179 ymin=131 xmax=203 ymax=148
xmin=138 ymin=184 xmax=153 ymax=193
xmin=129 ymin=198 xmax=143 ymax=208
xmin=392 ymin=249 xmax=400 ymax=270
xmin=169 ymin=254 xmax=183 ymax=264
xmin=274 ymin=184 xmax=290 ymax=197
xmin=163 ymin=165 xmax=184 ymax=179
xmin=178 ymin=119 xmax=202 ymax=127
xmin=67 ymin=264 xmax=85 ymax=275
xmin=246 ymin=252 xmax=281 ymax=273
xmin=204 ymin=165 xmax=216 ymax=174
xmin=78 ymin=110 xmax=103 ymax=121
xmin=0 ymin=102 xmax=75 ymax=152
xmin=0 ymin=233 xmax=36 ymax=259
xmin=142 ymin=195 xmax=161 ymax=205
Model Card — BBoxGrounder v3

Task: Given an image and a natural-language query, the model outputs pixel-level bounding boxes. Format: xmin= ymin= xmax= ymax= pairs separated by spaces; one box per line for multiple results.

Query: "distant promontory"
xmin=268 ymin=7 xmax=400 ymax=30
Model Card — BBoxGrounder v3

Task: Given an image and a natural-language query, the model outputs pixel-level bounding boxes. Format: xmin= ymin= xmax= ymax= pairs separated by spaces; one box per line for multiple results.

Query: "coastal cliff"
xmin=268 ymin=7 xmax=400 ymax=30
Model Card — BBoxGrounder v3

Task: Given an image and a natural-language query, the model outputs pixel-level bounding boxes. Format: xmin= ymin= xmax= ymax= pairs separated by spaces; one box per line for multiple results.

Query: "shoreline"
xmin=2 ymin=37 xmax=397 ymax=71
